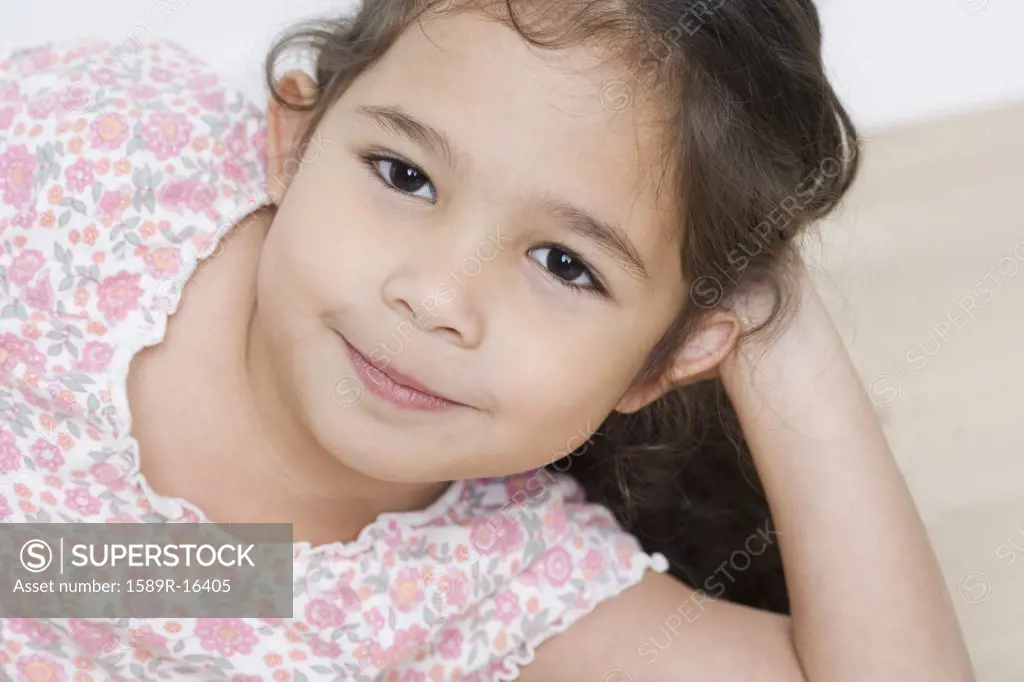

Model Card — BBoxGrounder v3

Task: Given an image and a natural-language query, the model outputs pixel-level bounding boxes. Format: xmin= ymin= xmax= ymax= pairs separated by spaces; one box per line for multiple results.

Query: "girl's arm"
xmin=717 ymin=273 xmax=974 ymax=681
xmin=519 ymin=274 xmax=975 ymax=682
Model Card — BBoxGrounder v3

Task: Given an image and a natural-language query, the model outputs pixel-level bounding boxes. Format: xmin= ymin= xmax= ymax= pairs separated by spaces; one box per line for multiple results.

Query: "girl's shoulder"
xmin=0 ymin=37 xmax=270 ymax=341
xmin=367 ymin=470 xmax=669 ymax=680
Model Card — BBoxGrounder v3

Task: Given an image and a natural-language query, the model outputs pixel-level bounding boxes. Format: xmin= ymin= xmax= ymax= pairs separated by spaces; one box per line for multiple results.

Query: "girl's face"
xmin=256 ymin=11 xmax=691 ymax=483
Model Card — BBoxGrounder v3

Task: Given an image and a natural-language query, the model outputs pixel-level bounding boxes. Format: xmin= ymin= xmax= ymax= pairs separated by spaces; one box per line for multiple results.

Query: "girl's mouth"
xmin=337 ymin=333 xmax=465 ymax=411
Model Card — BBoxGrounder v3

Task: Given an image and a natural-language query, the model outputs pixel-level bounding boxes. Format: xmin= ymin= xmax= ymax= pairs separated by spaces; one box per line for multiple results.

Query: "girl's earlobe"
xmin=613 ymin=311 xmax=741 ymax=414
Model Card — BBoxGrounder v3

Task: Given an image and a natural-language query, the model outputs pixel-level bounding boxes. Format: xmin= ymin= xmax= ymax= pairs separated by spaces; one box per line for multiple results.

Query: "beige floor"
xmin=806 ymin=102 xmax=1024 ymax=682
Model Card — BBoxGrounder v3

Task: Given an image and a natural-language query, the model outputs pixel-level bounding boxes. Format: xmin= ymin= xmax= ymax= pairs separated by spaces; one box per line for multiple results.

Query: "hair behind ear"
xmin=556 ymin=379 xmax=789 ymax=614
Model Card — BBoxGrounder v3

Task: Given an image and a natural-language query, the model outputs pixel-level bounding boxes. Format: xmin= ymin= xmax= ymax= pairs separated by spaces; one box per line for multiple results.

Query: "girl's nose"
xmin=380 ymin=237 xmax=490 ymax=349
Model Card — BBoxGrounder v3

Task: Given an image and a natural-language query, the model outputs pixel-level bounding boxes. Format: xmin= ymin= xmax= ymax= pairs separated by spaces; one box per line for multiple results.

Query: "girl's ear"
xmin=614 ymin=310 xmax=741 ymax=414
xmin=265 ymin=69 xmax=320 ymax=204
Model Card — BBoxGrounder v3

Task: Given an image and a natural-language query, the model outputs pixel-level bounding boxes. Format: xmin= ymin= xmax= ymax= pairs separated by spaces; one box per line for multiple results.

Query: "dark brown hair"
xmin=264 ymin=0 xmax=859 ymax=614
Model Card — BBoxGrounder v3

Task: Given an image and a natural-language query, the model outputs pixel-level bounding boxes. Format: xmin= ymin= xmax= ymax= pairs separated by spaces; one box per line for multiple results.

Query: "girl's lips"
xmin=338 ymin=333 xmax=463 ymax=411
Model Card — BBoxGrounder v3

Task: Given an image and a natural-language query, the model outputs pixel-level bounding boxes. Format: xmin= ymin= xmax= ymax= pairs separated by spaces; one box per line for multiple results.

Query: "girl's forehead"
xmin=344 ymin=11 xmax=680 ymax=246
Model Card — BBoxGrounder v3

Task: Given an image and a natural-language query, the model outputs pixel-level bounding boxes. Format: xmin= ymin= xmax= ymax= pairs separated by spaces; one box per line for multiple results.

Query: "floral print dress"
xmin=0 ymin=38 xmax=669 ymax=681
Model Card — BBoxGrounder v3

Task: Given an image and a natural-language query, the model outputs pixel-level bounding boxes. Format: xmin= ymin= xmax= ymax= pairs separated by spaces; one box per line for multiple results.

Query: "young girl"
xmin=0 ymin=0 xmax=975 ymax=680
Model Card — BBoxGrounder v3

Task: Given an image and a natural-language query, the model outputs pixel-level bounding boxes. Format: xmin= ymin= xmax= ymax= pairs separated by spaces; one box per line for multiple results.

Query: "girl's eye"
xmin=366 ymin=155 xmax=436 ymax=203
xmin=528 ymin=246 xmax=605 ymax=296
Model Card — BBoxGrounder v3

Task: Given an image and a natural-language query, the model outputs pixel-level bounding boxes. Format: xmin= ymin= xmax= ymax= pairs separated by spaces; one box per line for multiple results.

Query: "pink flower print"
xmin=437 ymin=627 xmax=463 ymax=660
xmin=18 ymin=46 xmax=57 ymax=73
xmin=582 ymin=548 xmax=608 ymax=579
xmin=0 ymin=496 xmax=12 ymax=520
xmin=192 ymin=232 xmax=217 ymax=258
xmin=96 ymin=271 xmax=142 ymax=322
xmin=143 ymin=111 xmax=193 ymax=161
xmin=0 ymin=332 xmax=48 ymax=372
xmin=325 ymin=582 xmax=360 ymax=611
xmin=541 ymin=546 xmax=573 ymax=588
xmin=15 ymin=653 xmax=65 ymax=682
xmin=194 ymin=618 xmax=259 ymax=657
xmin=470 ymin=514 xmax=524 ymax=556
xmin=389 ymin=624 xmax=429 ymax=659
xmin=50 ymin=386 xmax=78 ymax=414
xmin=186 ymin=74 xmax=218 ymax=91
xmin=252 ymin=128 xmax=267 ymax=170
xmin=144 ymin=246 xmax=182 ymax=278
xmin=23 ymin=273 xmax=54 ymax=310
xmin=0 ymin=429 xmax=20 ymax=474
xmin=22 ymin=383 xmax=52 ymax=411
xmin=493 ymin=590 xmax=521 ymax=625
xmin=158 ymin=177 xmax=201 ymax=213
xmin=232 ymin=677 xmax=264 ymax=682
xmin=97 ymin=188 xmax=129 ymax=226
xmin=89 ymin=113 xmax=130 ymax=151
xmin=11 ymin=205 xmax=38 ymax=230
xmin=519 ymin=560 xmax=543 ymax=588
xmin=357 ymin=641 xmax=389 ymax=668
xmin=129 ymin=83 xmax=160 ymax=100
xmin=0 ymin=81 xmax=22 ymax=101
xmin=65 ymin=487 xmax=102 ymax=516
xmin=399 ymin=672 xmax=427 ymax=682
xmin=227 ymin=123 xmax=249 ymax=157
xmin=99 ymin=190 xmax=123 ymax=213
xmin=127 ymin=625 xmax=169 ymax=653
xmin=26 ymin=91 xmax=61 ymax=120
xmin=308 ymin=637 xmax=341 ymax=658
xmin=614 ymin=536 xmax=639 ymax=569
xmin=75 ymin=341 xmax=114 ymax=372
xmin=0 ymin=144 xmax=37 ymax=206
xmin=363 ymin=607 xmax=385 ymax=632
xmin=304 ymin=598 xmax=343 ymax=628
xmin=188 ymin=183 xmax=216 ymax=213
xmin=64 ymin=156 xmax=96 ymax=193
xmin=8 ymin=249 xmax=45 ymax=285
xmin=544 ymin=500 xmax=568 ymax=534
xmin=89 ymin=461 xmax=127 ymax=492
xmin=69 ymin=618 xmax=120 ymax=655
xmin=150 ymin=66 xmax=174 ymax=82
xmin=446 ymin=570 xmax=471 ymax=608
xmin=0 ymin=106 xmax=15 ymax=130
xmin=381 ymin=521 xmax=404 ymax=549
xmin=0 ymin=449 xmax=16 ymax=476
xmin=223 ymin=159 xmax=246 ymax=182
xmin=31 ymin=439 xmax=65 ymax=473
xmin=196 ymin=89 xmax=225 ymax=111
xmin=389 ymin=567 xmax=424 ymax=613
xmin=88 ymin=66 xmax=119 ymax=87
xmin=7 ymin=618 xmax=59 ymax=645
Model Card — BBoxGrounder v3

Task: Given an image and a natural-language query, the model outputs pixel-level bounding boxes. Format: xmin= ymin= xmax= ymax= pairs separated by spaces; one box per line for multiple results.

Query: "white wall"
xmin=817 ymin=0 xmax=1024 ymax=131
xmin=3 ymin=0 xmax=1023 ymax=133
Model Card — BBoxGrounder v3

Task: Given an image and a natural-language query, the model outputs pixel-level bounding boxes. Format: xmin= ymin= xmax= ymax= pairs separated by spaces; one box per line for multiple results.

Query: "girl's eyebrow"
xmin=355 ymin=104 xmax=466 ymax=175
xmin=532 ymin=195 xmax=650 ymax=281
xmin=355 ymin=103 xmax=649 ymax=281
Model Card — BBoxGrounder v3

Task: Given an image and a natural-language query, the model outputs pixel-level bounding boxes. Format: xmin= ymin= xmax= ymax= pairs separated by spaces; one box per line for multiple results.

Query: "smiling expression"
xmin=253 ymin=10 xmax=689 ymax=483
